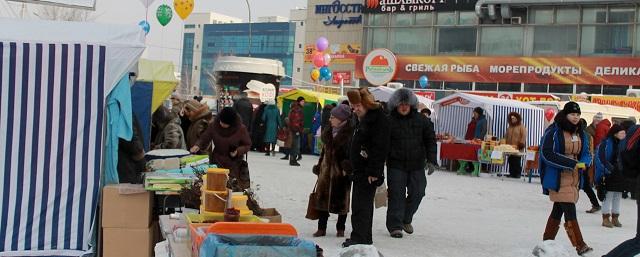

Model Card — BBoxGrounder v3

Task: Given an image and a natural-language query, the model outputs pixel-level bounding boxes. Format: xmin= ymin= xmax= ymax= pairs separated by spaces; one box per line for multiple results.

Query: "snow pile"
xmin=336 ymin=245 xmax=384 ymax=257
xmin=532 ymin=240 xmax=579 ymax=257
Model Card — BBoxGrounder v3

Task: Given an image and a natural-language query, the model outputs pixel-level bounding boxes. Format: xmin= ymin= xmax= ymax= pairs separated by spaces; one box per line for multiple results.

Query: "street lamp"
xmin=245 ymin=0 xmax=252 ymax=57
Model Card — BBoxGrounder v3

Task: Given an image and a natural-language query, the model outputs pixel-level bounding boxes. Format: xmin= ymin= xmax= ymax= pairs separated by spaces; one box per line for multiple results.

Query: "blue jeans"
xmin=386 ymin=168 xmax=427 ymax=232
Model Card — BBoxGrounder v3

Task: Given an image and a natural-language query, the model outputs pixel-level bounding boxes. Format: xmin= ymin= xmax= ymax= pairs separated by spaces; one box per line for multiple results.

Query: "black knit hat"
xmin=218 ymin=107 xmax=237 ymax=126
xmin=297 ymin=96 xmax=306 ymax=103
xmin=473 ymin=107 xmax=484 ymax=116
xmin=563 ymin=101 xmax=581 ymax=115
xmin=608 ymin=124 xmax=624 ymax=138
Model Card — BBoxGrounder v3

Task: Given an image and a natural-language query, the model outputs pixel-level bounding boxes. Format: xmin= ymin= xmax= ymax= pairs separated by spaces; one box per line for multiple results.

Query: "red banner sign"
xmin=415 ymin=91 xmax=436 ymax=100
xmin=591 ymin=96 xmax=640 ymax=112
xmin=467 ymin=92 xmax=559 ymax=102
xmin=356 ymin=55 xmax=640 ymax=86
xmin=332 ymin=71 xmax=352 ymax=84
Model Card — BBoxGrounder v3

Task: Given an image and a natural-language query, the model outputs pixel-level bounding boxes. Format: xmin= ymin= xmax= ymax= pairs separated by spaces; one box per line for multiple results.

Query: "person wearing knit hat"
xmin=342 ymin=87 xmax=390 ymax=247
xmin=384 ymin=88 xmax=437 ymax=238
xmin=540 ymin=101 xmax=593 ymax=255
xmin=595 ymin=124 xmax=626 ymax=229
xmin=309 ymin=103 xmax=354 ymax=238
xmin=287 ymin=96 xmax=306 ymax=166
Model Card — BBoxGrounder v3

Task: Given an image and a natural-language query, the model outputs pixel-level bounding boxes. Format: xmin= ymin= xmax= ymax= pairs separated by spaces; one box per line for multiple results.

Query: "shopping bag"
xmin=374 ymin=183 xmax=387 ymax=209
xmin=277 ymin=139 xmax=285 ymax=147
xmin=305 ymin=183 xmax=320 ymax=220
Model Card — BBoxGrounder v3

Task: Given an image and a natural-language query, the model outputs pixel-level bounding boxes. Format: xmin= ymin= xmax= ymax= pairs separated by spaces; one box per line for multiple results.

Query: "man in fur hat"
xmin=385 ymin=88 xmax=437 ymax=238
xmin=342 ymin=87 xmax=391 ymax=247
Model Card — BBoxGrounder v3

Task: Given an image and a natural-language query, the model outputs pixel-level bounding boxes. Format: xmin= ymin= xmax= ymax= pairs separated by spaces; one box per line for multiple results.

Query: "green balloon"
xmin=156 ymin=4 xmax=173 ymax=26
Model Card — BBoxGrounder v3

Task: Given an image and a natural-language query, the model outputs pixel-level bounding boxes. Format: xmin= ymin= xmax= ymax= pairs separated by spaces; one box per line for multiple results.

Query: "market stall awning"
xmin=277 ymin=88 xmax=340 ymax=110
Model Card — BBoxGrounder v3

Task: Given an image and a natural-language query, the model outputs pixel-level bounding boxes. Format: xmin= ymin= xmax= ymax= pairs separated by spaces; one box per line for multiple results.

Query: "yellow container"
xmin=205 ymin=168 xmax=229 ymax=191
xmin=231 ymin=193 xmax=250 ymax=211
xmin=185 ymin=213 xmax=263 ymax=224
xmin=201 ymin=190 xmax=227 ymax=213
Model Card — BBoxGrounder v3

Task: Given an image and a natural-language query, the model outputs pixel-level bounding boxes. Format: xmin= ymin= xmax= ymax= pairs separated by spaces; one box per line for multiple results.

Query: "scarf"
xmin=332 ymin=120 xmax=347 ymax=137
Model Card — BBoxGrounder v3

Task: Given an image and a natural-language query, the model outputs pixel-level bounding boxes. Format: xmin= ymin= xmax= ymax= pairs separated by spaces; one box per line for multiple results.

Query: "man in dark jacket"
xmin=342 ymin=88 xmax=390 ymax=248
xmin=385 ymin=88 xmax=437 ymax=238
xmin=232 ymin=94 xmax=254 ymax=133
xmin=288 ymin=97 xmax=305 ymax=166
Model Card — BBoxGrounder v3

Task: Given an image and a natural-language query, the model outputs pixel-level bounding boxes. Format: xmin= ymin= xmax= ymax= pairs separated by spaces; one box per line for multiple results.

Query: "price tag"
xmin=491 ymin=150 xmax=503 ymax=159
xmin=526 ymin=151 xmax=536 ymax=161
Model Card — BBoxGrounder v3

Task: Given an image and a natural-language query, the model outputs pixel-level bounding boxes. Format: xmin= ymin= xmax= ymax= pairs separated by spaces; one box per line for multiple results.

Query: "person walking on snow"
xmin=583 ymin=114 xmax=605 ymax=214
xmin=288 ymin=97 xmax=305 ymax=166
xmin=385 ymin=88 xmax=437 ymax=238
xmin=540 ymin=101 xmax=593 ymax=256
xmin=342 ymin=88 xmax=390 ymax=248
xmin=261 ymin=100 xmax=281 ymax=156
xmin=595 ymin=124 xmax=626 ymax=228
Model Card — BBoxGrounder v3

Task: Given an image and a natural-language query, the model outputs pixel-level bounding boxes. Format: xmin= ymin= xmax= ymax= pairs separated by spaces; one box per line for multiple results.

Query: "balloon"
xmin=323 ymin=53 xmax=332 ymax=66
xmin=174 ymin=0 xmax=194 ymax=20
xmin=311 ymin=69 xmax=320 ymax=82
xmin=320 ymin=66 xmax=331 ymax=80
xmin=316 ymin=37 xmax=329 ymax=52
xmin=156 ymin=4 xmax=173 ymax=26
xmin=138 ymin=20 xmax=150 ymax=35
xmin=419 ymin=75 xmax=429 ymax=89
xmin=544 ymin=108 xmax=556 ymax=121
xmin=312 ymin=53 xmax=324 ymax=68
xmin=323 ymin=71 xmax=332 ymax=81
xmin=336 ymin=73 xmax=343 ymax=81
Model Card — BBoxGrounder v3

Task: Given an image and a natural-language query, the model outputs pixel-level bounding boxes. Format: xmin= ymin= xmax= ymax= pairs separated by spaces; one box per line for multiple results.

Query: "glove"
xmin=426 ymin=163 xmax=436 ymax=176
xmin=575 ymin=162 xmax=586 ymax=170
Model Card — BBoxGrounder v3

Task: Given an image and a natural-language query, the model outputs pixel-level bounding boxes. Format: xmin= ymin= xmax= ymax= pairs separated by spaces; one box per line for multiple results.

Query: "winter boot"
xmin=586 ymin=206 xmax=601 ymax=213
xmin=403 ymin=224 xmax=414 ymax=234
xmin=612 ymin=214 xmax=622 ymax=227
xmin=457 ymin=161 xmax=467 ymax=175
xmin=602 ymin=214 xmax=614 ymax=228
xmin=564 ymin=221 xmax=593 ymax=256
xmin=543 ymin=217 xmax=561 ymax=241
xmin=471 ymin=162 xmax=481 ymax=177
xmin=289 ymin=155 xmax=300 ymax=166
xmin=280 ymin=154 xmax=289 ymax=160
xmin=313 ymin=229 xmax=326 ymax=237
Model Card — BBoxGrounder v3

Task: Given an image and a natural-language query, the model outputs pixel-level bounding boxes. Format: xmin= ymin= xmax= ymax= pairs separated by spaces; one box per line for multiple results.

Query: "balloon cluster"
xmin=138 ymin=0 xmax=194 ymax=35
xmin=310 ymin=37 xmax=333 ymax=82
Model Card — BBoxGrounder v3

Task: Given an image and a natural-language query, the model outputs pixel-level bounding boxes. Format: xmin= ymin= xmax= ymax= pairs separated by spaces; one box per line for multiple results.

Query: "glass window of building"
xmin=533 ymin=26 xmax=578 ymax=55
xmin=609 ymin=6 xmax=635 ymax=23
xmin=369 ymin=13 xmax=389 ymax=26
xmin=499 ymin=83 xmax=521 ymax=92
xmin=524 ymin=83 xmax=548 ymax=93
xmin=392 ymin=13 xmax=413 ymax=26
xmin=582 ymin=7 xmax=607 ymax=23
xmin=428 ymin=81 xmax=444 ymax=89
xmin=415 ymin=13 xmax=433 ymax=25
xmin=445 ymin=82 xmax=472 ymax=90
xmin=475 ymin=83 xmax=497 ymax=91
xmin=556 ymin=7 xmax=579 ymax=24
xmin=390 ymin=28 xmax=431 ymax=55
xmin=530 ymin=8 xmax=554 ymax=24
xmin=548 ymin=84 xmax=573 ymax=94
xmin=437 ymin=27 xmax=477 ymax=55
xmin=459 ymin=12 xmax=477 ymax=25
xmin=581 ymin=25 xmax=633 ymax=55
xmin=437 ymin=12 xmax=456 ymax=25
xmin=603 ymin=85 xmax=629 ymax=95
xmin=576 ymin=85 xmax=602 ymax=94
xmin=371 ymin=28 xmax=388 ymax=49
xmin=481 ymin=27 xmax=523 ymax=56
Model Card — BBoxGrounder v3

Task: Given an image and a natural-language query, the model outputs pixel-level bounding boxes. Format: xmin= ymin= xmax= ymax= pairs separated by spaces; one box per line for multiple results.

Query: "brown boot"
xmin=602 ymin=214 xmax=614 ymax=228
xmin=564 ymin=221 xmax=593 ymax=256
xmin=313 ymin=229 xmax=326 ymax=237
xmin=612 ymin=214 xmax=622 ymax=227
xmin=543 ymin=217 xmax=561 ymax=241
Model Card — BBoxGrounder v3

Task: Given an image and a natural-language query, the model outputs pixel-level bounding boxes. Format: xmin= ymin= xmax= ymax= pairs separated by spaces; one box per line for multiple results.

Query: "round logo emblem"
xmin=363 ymin=48 xmax=397 ymax=86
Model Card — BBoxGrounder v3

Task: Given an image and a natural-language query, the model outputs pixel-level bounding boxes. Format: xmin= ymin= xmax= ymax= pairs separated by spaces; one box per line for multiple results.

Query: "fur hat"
xmin=563 ymin=101 xmax=581 ymax=115
xmin=593 ymin=112 xmax=604 ymax=123
xmin=608 ymin=124 xmax=624 ymax=138
xmin=184 ymin=100 xmax=210 ymax=121
xmin=330 ymin=104 xmax=352 ymax=121
xmin=347 ymin=87 xmax=380 ymax=110
xmin=388 ymin=88 xmax=418 ymax=111
xmin=218 ymin=107 xmax=238 ymax=126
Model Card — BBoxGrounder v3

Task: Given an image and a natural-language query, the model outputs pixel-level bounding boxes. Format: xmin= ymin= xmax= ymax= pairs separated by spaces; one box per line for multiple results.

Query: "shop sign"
xmin=591 ymin=96 xmax=640 ymax=112
xmin=415 ymin=91 xmax=435 ymax=100
xmin=362 ymin=48 xmax=397 ymax=86
xmin=364 ymin=0 xmax=477 ymax=14
xmin=315 ymin=0 xmax=363 ymax=28
xmin=440 ymin=96 xmax=470 ymax=107
xmin=304 ymin=43 xmax=361 ymax=64
xmin=355 ymin=55 xmax=640 ymax=86
xmin=468 ymin=92 xmax=559 ymax=102
xmin=332 ymin=71 xmax=352 ymax=84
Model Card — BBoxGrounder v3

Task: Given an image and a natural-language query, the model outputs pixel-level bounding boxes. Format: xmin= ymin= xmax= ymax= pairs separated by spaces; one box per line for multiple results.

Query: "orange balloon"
xmin=174 ymin=0 xmax=194 ymax=20
xmin=310 ymin=69 xmax=320 ymax=82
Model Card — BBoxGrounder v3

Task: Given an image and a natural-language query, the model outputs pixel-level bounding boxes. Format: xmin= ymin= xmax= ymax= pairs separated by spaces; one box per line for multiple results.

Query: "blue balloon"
xmin=138 ymin=20 xmax=150 ymax=35
xmin=319 ymin=66 xmax=331 ymax=80
xmin=323 ymin=71 xmax=332 ymax=81
xmin=419 ymin=75 xmax=429 ymax=89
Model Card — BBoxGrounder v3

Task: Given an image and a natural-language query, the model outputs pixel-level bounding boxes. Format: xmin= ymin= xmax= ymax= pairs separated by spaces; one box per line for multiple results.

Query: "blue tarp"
xmin=131 ymin=81 xmax=154 ymax=151
xmin=199 ymin=235 xmax=316 ymax=257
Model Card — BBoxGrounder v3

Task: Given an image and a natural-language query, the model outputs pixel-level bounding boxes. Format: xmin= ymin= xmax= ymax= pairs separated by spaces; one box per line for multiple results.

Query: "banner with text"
xmin=467 ymin=92 xmax=559 ymax=102
xmin=364 ymin=0 xmax=477 ymax=13
xmin=591 ymin=96 xmax=640 ymax=112
xmin=305 ymin=43 xmax=361 ymax=64
xmin=355 ymin=55 xmax=640 ymax=86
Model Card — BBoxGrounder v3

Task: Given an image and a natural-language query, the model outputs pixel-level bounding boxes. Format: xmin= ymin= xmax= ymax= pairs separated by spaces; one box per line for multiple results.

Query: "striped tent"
xmin=434 ymin=93 xmax=545 ymax=175
xmin=0 ymin=19 xmax=144 ymax=256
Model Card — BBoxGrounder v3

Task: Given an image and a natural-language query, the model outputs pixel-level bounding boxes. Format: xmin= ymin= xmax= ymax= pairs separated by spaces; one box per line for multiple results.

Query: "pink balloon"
xmin=544 ymin=108 xmax=555 ymax=121
xmin=323 ymin=54 xmax=331 ymax=66
xmin=313 ymin=53 xmax=324 ymax=68
xmin=316 ymin=37 xmax=329 ymax=52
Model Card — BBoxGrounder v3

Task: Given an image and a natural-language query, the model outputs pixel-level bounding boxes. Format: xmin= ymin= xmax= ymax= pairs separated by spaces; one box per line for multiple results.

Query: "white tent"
xmin=369 ymin=86 xmax=434 ymax=108
xmin=528 ymin=101 xmax=640 ymax=125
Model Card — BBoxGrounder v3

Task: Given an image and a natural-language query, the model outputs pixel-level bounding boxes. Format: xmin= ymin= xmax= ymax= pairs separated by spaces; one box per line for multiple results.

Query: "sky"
xmin=1 ymin=0 xmax=308 ymax=71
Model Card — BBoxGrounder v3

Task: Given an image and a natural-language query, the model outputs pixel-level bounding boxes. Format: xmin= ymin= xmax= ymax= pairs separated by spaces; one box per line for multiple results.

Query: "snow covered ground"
xmin=247 ymin=152 xmax=636 ymax=257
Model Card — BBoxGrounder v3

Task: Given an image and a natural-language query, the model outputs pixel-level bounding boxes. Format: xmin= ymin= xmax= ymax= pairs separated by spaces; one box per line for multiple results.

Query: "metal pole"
xmin=340 ymin=78 xmax=344 ymax=96
xmin=245 ymin=0 xmax=252 ymax=57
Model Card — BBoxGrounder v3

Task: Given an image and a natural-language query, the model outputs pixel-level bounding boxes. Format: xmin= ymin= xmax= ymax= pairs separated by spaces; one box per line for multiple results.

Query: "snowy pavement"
xmin=247 ymin=152 xmax=636 ymax=257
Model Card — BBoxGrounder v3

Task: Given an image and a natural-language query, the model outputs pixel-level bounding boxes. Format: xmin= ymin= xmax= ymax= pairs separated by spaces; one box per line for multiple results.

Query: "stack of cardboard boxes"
xmin=102 ymin=184 xmax=158 ymax=257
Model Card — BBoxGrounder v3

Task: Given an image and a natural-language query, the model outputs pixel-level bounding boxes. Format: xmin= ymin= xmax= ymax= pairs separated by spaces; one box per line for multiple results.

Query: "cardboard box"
xmin=103 ymin=222 xmax=158 ymax=257
xmin=102 ymin=184 xmax=153 ymax=228
xmin=259 ymin=208 xmax=282 ymax=223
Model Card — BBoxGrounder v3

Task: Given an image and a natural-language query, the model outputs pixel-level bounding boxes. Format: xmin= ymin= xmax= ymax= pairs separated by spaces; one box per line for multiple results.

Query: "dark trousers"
xmin=318 ymin=211 xmax=347 ymax=231
xmin=290 ymin=134 xmax=300 ymax=161
xmin=549 ymin=202 xmax=577 ymax=221
xmin=508 ymin=156 xmax=522 ymax=178
xmin=350 ymin=178 xmax=376 ymax=244
xmin=386 ymin=168 xmax=426 ymax=232
xmin=582 ymin=175 xmax=601 ymax=208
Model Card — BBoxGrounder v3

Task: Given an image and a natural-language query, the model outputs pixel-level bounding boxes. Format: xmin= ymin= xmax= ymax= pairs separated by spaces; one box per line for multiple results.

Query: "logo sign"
xmin=415 ymin=91 xmax=436 ymax=100
xmin=315 ymin=0 xmax=363 ymax=28
xmin=363 ymin=48 xmax=397 ymax=86
xmin=364 ymin=0 xmax=477 ymax=14
xmin=332 ymin=71 xmax=352 ymax=84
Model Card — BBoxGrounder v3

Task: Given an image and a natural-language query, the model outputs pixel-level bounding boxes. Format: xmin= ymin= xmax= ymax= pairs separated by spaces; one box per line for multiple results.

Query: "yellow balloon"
xmin=310 ymin=69 xmax=320 ymax=82
xmin=174 ymin=0 xmax=194 ymax=20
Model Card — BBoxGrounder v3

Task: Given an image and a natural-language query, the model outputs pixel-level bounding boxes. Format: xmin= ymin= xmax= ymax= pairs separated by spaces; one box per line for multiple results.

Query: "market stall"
xmin=434 ymin=93 xmax=545 ymax=176
xmin=529 ymin=100 xmax=640 ymax=125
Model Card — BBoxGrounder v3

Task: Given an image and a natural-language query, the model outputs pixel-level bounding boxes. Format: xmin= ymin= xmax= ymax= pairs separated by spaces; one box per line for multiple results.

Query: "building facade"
xmin=290 ymin=8 xmax=307 ymax=86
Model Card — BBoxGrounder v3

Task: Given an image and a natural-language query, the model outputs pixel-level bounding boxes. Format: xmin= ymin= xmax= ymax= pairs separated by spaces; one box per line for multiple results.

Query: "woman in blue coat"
xmin=595 ymin=124 xmax=626 ymax=228
xmin=261 ymin=100 xmax=281 ymax=156
xmin=539 ymin=102 xmax=593 ymax=256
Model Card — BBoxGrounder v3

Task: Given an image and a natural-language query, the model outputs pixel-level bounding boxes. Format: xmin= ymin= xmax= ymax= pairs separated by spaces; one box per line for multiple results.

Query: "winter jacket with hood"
xmin=505 ymin=112 xmax=527 ymax=150
xmin=350 ymin=107 xmax=390 ymax=184
xmin=595 ymin=119 xmax=611 ymax=147
xmin=153 ymin=107 xmax=187 ymax=150
xmin=288 ymin=102 xmax=305 ymax=134
xmin=386 ymin=88 xmax=437 ymax=171
xmin=233 ymin=97 xmax=254 ymax=132
xmin=261 ymin=104 xmax=281 ymax=144
xmin=595 ymin=137 xmax=627 ymax=192
xmin=195 ymin=114 xmax=252 ymax=170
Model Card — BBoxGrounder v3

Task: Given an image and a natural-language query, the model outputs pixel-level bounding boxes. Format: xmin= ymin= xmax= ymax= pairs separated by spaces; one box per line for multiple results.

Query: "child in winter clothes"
xmin=595 ymin=124 xmax=626 ymax=228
